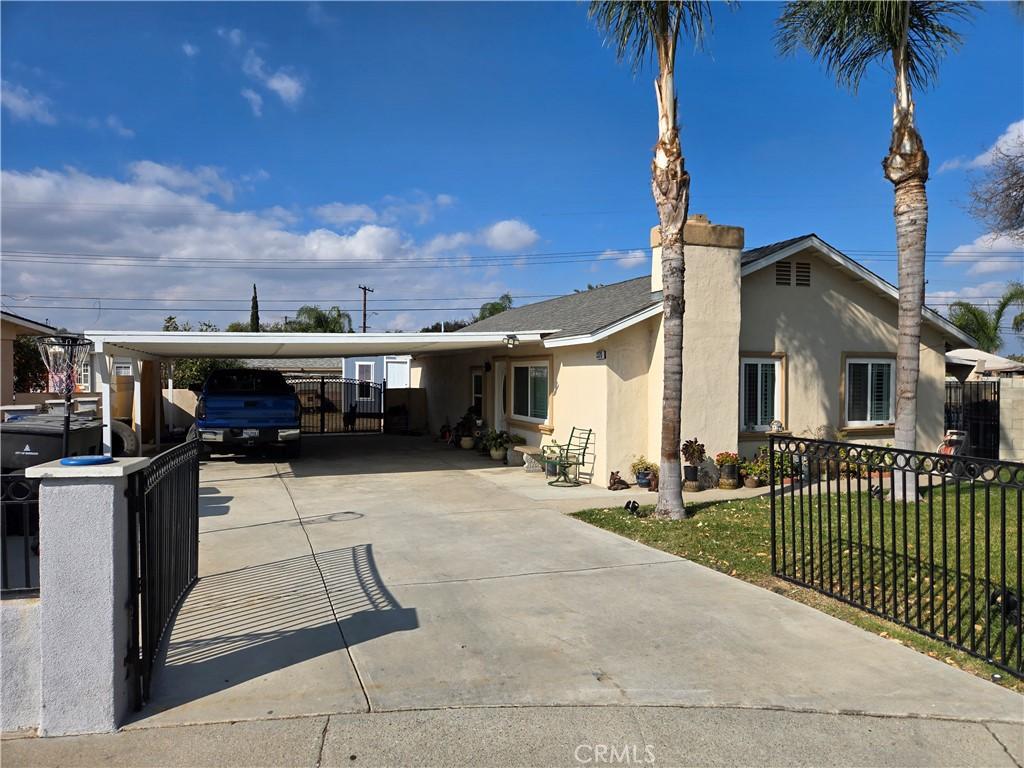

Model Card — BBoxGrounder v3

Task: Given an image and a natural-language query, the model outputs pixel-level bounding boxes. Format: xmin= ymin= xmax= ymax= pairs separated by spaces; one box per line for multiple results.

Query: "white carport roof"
xmin=84 ymin=330 xmax=548 ymax=360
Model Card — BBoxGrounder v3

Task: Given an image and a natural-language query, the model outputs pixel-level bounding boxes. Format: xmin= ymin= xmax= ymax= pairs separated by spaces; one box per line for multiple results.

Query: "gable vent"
xmin=795 ymin=262 xmax=811 ymax=287
xmin=775 ymin=261 xmax=792 ymax=286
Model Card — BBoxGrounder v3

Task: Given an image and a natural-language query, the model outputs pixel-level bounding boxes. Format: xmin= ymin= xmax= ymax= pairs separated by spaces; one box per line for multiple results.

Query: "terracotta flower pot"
xmin=460 ymin=436 xmax=475 ymax=450
xmin=490 ymin=447 xmax=507 ymax=461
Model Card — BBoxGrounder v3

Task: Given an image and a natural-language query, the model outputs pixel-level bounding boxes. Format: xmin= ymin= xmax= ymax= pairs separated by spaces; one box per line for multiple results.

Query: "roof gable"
xmin=740 ymin=235 xmax=976 ymax=347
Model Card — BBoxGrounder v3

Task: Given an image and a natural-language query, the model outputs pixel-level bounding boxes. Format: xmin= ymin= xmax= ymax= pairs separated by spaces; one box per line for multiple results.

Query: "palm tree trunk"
xmin=652 ymin=63 xmax=689 ymax=520
xmin=884 ymin=12 xmax=929 ymax=455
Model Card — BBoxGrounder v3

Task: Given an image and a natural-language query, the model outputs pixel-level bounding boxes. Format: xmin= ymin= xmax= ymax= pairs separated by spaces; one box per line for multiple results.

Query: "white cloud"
xmin=128 ymin=161 xmax=235 ymax=201
xmin=182 ymin=42 xmax=200 ymax=57
xmin=306 ymin=2 xmax=337 ymax=27
xmin=0 ymin=165 xmax=515 ymax=334
xmin=240 ymin=88 xmax=263 ymax=117
xmin=242 ymin=49 xmax=304 ymax=107
xmin=938 ymin=119 xmax=1024 ymax=172
xmin=380 ymin=193 xmax=455 ymax=225
xmin=313 ymin=202 xmax=378 ymax=226
xmin=483 ymin=219 xmax=539 ymax=252
xmin=944 ymin=232 xmax=1024 ymax=277
xmin=217 ymin=28 xmax=244 ymax=47
xmin=612 ymin=249 xmax=647 ymax=269
xmin=926 ymin=280 xmax=1014 ymax=316
xmin=1 ymin=80 xmax=56 ymax=125
xmin=105 ymin=115 xmax=134 ymax=139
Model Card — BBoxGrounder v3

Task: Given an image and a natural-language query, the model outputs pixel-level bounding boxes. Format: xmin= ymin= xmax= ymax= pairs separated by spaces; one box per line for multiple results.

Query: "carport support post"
xmin=130 ymin=358 xmax=142 ymax=455
xmin=27 ymin=457 xmax=151 ymax=736
xmin=96 ymin=351 xmax=113 ymax=455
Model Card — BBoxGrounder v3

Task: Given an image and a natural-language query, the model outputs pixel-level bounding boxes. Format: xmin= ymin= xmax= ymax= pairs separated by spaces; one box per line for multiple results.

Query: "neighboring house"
xmin=412 ymin=216 xmax=974 ymax=482
xmin=946 ymin=348 xmax=1024 ymax=381
xmin=247 ymin=356 xmax=411 ymax=387
xmin=1 ymin=310 xmax=57 ymax=405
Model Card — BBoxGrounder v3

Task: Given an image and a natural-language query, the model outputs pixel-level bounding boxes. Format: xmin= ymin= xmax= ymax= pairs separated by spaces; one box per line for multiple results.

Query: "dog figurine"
xmin=607 ymin=471 xmax=630 ymax=491
xmin=624 ymin=499 xmax=640 ymax=515
xmin=648 ymin=473 xmax=659 ymax=492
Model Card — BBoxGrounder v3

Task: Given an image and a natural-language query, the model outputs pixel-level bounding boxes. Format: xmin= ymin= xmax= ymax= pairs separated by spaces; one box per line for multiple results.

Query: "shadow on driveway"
xmin=139 ymin=544 xmax=416 ymax=719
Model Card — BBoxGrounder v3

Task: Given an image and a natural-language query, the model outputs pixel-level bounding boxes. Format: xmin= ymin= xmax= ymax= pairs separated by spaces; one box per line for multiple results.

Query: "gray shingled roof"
xmin=740 ymin=234 xmax=815 ymax=266
xmin=461 ymin=235 xmax=820 ymax=339
xmin=459 ymin=276 xmax=661 ymax=339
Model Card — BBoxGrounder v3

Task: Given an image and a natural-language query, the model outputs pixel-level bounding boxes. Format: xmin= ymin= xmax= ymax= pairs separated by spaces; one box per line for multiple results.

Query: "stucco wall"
xmin=604 ymin=317 xmax=657 ymax=482
xmin=1 ymin=598 xmax=40 ymax=733
xmin=1000 ymin=378 xmax=1024 ymax=462
xmin=739 ymin=245 xmax=949 ymax=458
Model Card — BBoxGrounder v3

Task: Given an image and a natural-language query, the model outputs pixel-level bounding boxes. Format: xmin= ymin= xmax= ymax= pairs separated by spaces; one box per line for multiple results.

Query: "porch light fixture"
xmin=503 ymin=335 xmax=520 ymax=349
xmin=36 ymin=335 xmax=94 ymax=458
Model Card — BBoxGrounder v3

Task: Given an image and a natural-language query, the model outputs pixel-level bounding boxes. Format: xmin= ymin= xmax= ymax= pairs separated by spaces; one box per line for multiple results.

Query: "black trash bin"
xmin=0 ymin=415 xmax=103 ymax=472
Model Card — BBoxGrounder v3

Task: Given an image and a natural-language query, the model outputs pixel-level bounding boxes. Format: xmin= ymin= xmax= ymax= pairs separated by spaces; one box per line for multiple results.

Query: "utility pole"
xmin=358 ymin=285 xmax=374 ymax=333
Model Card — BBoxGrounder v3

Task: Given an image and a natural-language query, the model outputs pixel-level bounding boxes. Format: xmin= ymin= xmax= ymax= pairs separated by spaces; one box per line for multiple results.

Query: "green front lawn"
xmin=572 ymin=490 xmax=1021 ymax=692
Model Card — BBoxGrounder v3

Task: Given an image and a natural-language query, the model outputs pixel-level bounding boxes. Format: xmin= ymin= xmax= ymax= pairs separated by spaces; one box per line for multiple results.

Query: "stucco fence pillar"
xmin=11 ymin=457 xmax=151 ymax=736
xmin=1000 ymin=378 xmax=1024 ymax=462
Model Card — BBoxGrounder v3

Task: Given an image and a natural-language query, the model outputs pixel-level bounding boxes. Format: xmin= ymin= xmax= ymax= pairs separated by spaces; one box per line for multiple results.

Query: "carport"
xmin=83 ymin=330 xmax=545 ymax=453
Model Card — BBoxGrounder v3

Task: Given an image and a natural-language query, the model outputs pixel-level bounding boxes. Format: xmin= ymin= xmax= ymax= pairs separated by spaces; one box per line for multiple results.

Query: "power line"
xmin=4 ymin=304 xmax=488 ymax=313
xmin=0 ymin=292 xmax=562 ymax=303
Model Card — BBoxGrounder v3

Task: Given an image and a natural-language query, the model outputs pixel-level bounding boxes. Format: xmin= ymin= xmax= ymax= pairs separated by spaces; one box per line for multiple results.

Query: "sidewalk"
xmin=4 ymin=706 xmax=1022 ymax=767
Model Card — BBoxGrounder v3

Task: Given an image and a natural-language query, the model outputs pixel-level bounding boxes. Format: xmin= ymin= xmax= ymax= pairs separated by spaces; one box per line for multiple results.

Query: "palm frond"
xmin=995 ymin=280 xmax=1024 ymax=334
xmin=775 ymin=1 xmax=978 ymax=93
xmin=588 ymin=0 xmax=715 ymax=73
xmin=948 ymin=300 xmax=1000 ymax=353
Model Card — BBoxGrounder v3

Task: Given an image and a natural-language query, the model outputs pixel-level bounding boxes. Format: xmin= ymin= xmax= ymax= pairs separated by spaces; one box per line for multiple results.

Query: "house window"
xmin=470 ymin=371 xmax=484 ymax=418
xmin=511 ymin=361 xmax=549 ymax=423
xmin=740 ymin=358 xmax=780 ymax=431
xmin=76 ymin=361 xmax=91 ymax=389
xmin=113 ymin=359 xmax=132 ymax=377
xmin=846 ymin=358 xmax=894 ymax=425
xmin=356 ymin=362 xmax=374 ymax=400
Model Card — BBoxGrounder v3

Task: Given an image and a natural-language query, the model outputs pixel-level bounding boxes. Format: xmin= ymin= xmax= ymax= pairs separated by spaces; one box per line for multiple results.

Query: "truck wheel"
xmin=111 ymin=420 xmax=139 ymax=457
xmin=186 ymin=425 xmax=211 ymax=459
xmin=284 ymin=441 xmax=301 ymax=460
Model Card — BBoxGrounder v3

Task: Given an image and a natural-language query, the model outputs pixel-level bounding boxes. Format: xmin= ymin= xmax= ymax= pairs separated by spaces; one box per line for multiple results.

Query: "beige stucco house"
xmin=1 ymin=310 xmax=57 ymax=406
xmin=411 ymin=216 xmax=974 ymax=483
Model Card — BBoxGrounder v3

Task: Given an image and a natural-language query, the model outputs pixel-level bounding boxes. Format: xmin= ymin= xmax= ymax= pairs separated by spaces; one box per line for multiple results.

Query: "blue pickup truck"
xmin=187 ymin=369 xmax=302 ymax=458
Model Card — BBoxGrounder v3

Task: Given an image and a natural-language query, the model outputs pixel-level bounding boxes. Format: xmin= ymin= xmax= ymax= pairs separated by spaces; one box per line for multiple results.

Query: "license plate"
xmin=242 ymin=429 xmax=259 ymax=438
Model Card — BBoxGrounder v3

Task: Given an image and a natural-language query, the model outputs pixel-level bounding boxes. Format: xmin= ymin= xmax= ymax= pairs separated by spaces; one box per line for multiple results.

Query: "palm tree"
xmin=948 ymin=281 xmax=1024 ymax=353
xmin=589 ymin=1 xmax=714 ymax=520
xmin=292 ymin=305 xmax=354 ymax=333
xmin=777 ymin=1 xmax=976 ymax=452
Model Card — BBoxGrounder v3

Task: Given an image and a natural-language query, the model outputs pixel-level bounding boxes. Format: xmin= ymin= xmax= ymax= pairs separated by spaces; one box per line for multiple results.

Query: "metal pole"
xmin=62 ymin=390 xmax=71 ymax=457
xmin=358 ymin=285 xmax=374 ymax=333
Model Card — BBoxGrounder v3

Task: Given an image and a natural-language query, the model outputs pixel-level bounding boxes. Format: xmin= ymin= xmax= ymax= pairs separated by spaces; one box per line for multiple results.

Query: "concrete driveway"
xmin=135 ymin=435 xmax=1022 ymax=731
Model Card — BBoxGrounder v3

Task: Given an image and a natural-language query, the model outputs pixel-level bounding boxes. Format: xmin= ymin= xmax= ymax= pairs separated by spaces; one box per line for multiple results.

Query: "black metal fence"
xmin=1 ymin=474 xmax=40 ymax=598
xmin=945 ymin=380 xmax=1000 ymax=460
xmin=128 ymin=439 xmax=200 ymax=708
xmin=769 ymin=435 xmax=1023 ymax=677
xmin=285 ymin=375 xmax=385 ymax=434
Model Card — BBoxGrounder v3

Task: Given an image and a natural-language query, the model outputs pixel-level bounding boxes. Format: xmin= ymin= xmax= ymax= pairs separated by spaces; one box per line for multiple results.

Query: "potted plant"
xmin=457 ymin=410 xmax=476 ymax=450
xmin=740 ymin=457 xmax=764 ymax=488
xmin=680 ymin=438 xmax=706 ymax=487
xmin=541 ymin=441 xmax=561 ymax=477
xmin=630 ymin=456 xmax=658 ymax=489
xmin=715 ymin=451 xmax=740 ymax=489
xmin=506 ymin=433 xmax=528 ymax=465
xmin=484 ymin=429 xmax=515 ymax=461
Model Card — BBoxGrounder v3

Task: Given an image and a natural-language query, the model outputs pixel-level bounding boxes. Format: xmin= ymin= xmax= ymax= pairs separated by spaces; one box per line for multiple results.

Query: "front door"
xmin=493 ymin=360 xmax=507 ymax=431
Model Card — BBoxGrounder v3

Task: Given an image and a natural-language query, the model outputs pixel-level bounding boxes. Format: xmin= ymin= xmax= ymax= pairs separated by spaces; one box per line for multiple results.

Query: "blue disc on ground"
xmin=60 ymin=455 xmax=115 ymax=466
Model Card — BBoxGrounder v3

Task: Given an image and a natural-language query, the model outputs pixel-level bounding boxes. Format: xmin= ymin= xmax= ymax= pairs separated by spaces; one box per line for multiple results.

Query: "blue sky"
xmin=1 ymin=1 xmax=1022 ymax=350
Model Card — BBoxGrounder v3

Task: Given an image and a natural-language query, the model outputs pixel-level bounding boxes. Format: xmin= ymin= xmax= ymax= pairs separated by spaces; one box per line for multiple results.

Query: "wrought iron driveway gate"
xmin=285 ymin=375 xmax=384 ymax=434
xmin=945 ymin=380 xmax=1000 ymax=460
xmin=128 ymin=439 xmax=200 ymax=708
